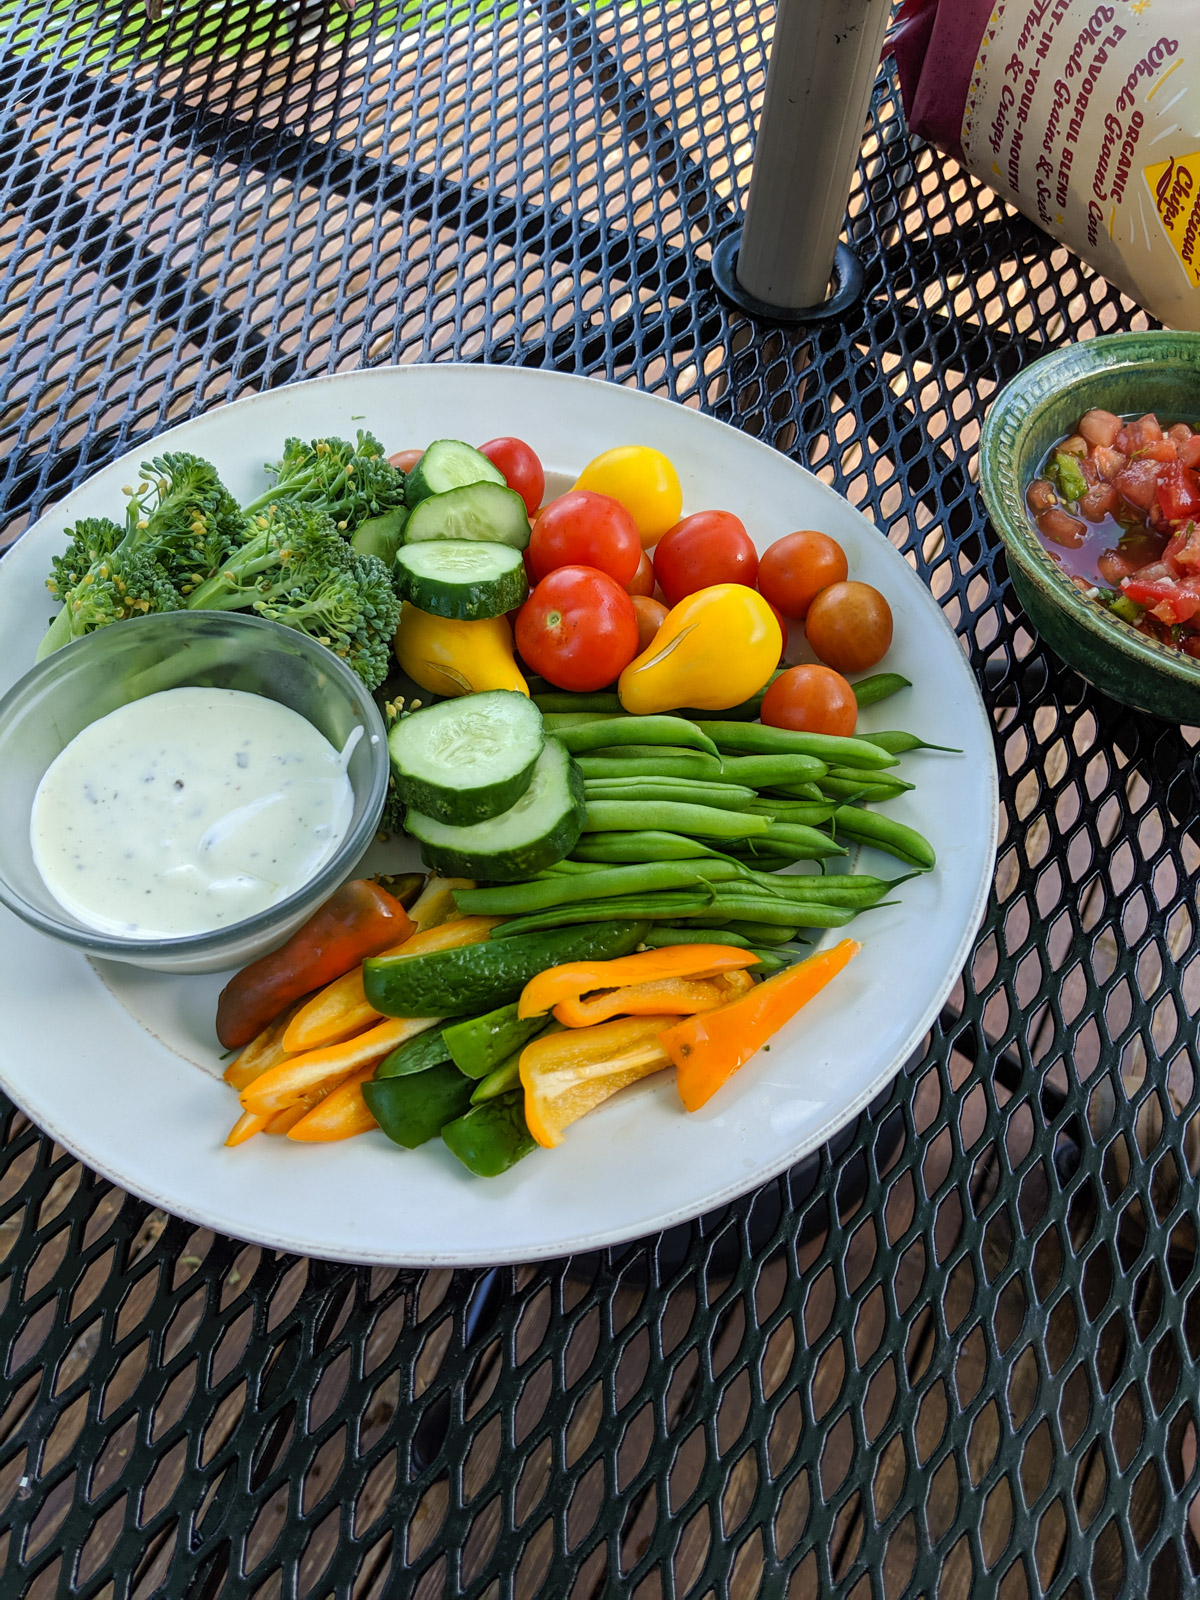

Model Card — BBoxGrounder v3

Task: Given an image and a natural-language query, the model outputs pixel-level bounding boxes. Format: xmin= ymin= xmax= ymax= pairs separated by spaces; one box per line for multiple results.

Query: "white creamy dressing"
xmin=31 ymin=687 xmax=358 ymax=939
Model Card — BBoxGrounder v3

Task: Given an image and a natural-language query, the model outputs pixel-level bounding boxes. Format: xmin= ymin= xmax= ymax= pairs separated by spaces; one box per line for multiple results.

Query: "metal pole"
xmin=723 ymin=0 xmax=892 ymax=315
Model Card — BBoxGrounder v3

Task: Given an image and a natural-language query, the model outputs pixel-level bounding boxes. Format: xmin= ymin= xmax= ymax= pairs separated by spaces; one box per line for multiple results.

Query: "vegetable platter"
xmin=0 ymin=365 xmax=998 ymax=1266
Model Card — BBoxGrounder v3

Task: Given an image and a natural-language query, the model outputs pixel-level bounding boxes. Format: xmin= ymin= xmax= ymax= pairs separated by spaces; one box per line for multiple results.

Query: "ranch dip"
xmin=31 ymin=687 xmax=357 ymax=939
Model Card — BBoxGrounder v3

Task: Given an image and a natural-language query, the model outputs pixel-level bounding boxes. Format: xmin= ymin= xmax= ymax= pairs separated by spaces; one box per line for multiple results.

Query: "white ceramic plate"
xmin=0 ymin=365 xmax=998 ymax=1266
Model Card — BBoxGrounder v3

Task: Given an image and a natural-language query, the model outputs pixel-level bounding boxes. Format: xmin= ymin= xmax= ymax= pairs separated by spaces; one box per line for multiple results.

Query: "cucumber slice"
xmin=405 ymin=738 xmax=586 ymax=880
xmin=351 ymin=506 xmax=408 ymax=566
xmin=404 ymin=482 xmax=531 ymax=550
xmin=405 ymin=439 xmax=506 ymax=508
xmin=389 ymin=690 xmax=545 ymax=826
xmin=395 ymin=540 xmax=528 ymax=620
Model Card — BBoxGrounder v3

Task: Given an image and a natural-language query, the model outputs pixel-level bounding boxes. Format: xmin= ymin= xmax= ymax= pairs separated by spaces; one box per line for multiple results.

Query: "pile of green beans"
xmin=457 ymin=676 xmax=951 ymax=968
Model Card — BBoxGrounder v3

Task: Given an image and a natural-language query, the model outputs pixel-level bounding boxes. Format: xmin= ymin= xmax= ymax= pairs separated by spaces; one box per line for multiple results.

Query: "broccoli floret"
xmin=243 ymin=430 xmax=406 ymax=534
xmin=185 ymin=501 xmax=401 ymax=689
xmin=37 ymin=453 xmax=241 ymax=659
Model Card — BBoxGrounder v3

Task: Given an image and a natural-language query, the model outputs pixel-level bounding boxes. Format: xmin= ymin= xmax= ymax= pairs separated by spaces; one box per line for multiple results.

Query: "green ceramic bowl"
xmin=979 ymin=331 xmax=1200 ymax=722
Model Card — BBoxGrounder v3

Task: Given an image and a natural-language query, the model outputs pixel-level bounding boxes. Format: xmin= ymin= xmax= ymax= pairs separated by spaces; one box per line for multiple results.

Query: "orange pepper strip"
xmin=518 ymin=945 xmax=761 ymax=1019
xmin=520 ymin=1015 xmax=676 ymax=1149
xmin=286 ymin=1064 xmax=380 ymax=1143
xmin=263 ymin=1101 xmax=318 ymax=1135
xmin=554 ymin=975 xmax=742 ymax=1029
xmin=225 ymin=1109 xmax=271 ymax=1147
xmin=223 ymin=1001 xmax=306 ymax=1091
xmin=661 ymin=939 xmax=861 ymax=1112
xmin=240 ymin=1016 xmax=441 ymax=1115
xmin=282 ymin=917 xmax=504 ymax=1053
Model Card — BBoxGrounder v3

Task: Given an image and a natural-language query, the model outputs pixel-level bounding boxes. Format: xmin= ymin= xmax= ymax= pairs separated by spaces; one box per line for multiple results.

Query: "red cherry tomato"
xmin=389 ymin=448 xmax=424 ymax=472
xmin=764 ymin=598 xmax=789 ymax=647
xmin=652 ymin=512 xmax=758 ymax=607
xmin=627 ymin=550 xmax=656 ymax=596
xmin=761 ymin=665 xmax=857 ymax=736
xmin=527 ymin=491 xmax=642 ymax=587
xmin=805 ymin=582 xmax=893 ymax=674
xmin=631 ymin=594 xmax=668 ymax=653
xmin=515 ymin=566 xmax=639 ymax=691
xmin=478 ymin=437 xmax=546 ymax=517
xmin=757 ymin=531 xmax=849 ymax=619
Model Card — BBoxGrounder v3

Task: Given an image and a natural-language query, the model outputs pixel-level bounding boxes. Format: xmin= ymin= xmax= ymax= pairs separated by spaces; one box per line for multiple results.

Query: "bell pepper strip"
xmin=518 ymin=944 xmax=761 ymax=1018
xmin=660 ymin=939 xmax=860 ymax=1112
xmin=263 ymin=1101 xmax=317 ymax=1135
xmin=553 ymin=973 xmax=749 ymax=1028
xmin=215 ymin=879 xmax=415 ymax=1049
xmin=286 ymin=1065 xmax=380 ymax=1142
xmin=222 ymin=1002 xmax=303 ymax=1092
xmin=362 ymin=1062 xmax=476 ymax=1148
xmin=240 ymin=1017 xmax=442 ymax=1115
xmin=442 ymin=1092 xmax=537 ymax=1177
xmin=225 ymin=1109 xmax=271 ymax=1147
xmin=407 ymin=875 xmax=478 ymax=933
xmin=519 ymin=1015 xmax=676 ymax=1148
xmin=281 ymin=917 xmax=503 ymax=1052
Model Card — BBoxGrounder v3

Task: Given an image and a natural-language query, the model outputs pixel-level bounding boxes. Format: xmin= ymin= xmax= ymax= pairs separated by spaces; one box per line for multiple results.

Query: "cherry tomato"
xmin=761 ymin=665 xmax=857 ymax=736
xmin=757 ymin=531 xmax=849 ymax=619
xmin=805 ymin=581 xmax=893 ymax=674
xmin=652 ymin=512 xmax=758 ymax=607
xmin=574 ymin=446 xmax=682 ymax=548
xmin=478 ymin=437 xmax=546 ymax=517
xmin=764 ymin=598 xmax=789 ymax=648
xmin=389 ymin=448 xmax=424 ymax=472
xmin=527 ymin=491 xmax=642 ymax=586
xmin=631 ymin=594 xmax=668 ymax=653
xmin=627 ymin=550 xmax=655 ymax=596
xmin=515 ymin=566 xmax=639 ymax=691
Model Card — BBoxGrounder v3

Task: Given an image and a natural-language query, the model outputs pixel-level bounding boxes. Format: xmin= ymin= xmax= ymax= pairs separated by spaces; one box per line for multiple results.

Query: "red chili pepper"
xmin=216 ymin=880 xmax=414 ymax=1049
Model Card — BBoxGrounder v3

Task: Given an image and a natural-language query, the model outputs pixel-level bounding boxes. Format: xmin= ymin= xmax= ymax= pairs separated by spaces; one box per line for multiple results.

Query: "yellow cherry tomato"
xmin=618 ymin=584 xmax=782 ymax=713
xmin=573 ymin=446 xmax=683 ymax=549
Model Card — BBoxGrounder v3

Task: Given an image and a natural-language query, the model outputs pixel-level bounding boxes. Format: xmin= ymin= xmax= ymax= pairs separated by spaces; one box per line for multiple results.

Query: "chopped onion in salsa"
xmin=1026 ymin=409 xmax=1200 ymax=653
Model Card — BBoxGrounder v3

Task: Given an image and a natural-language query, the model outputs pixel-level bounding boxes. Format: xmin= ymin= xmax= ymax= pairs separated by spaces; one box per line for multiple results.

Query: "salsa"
xmin=1026 ymin=409 xmax=1200 ymax=653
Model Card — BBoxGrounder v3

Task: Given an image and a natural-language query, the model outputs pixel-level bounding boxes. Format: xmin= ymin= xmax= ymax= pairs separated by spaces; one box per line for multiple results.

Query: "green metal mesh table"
xmin=0 ymin=0 xmax=1195 ymax=1595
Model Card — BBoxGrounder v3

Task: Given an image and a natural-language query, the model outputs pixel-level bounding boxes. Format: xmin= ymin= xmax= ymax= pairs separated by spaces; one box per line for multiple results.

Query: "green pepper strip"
xmin=442 ymin=1091 xmax=537 ymax=1176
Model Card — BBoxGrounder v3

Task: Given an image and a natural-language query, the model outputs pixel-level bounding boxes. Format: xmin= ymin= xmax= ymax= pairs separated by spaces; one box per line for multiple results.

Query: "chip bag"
xmin=893 ymin=0 xmax=1200 ymax=330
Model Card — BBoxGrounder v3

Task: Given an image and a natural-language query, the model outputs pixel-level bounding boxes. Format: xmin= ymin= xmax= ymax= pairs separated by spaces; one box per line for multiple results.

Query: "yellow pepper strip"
xmin=287 ymin=1065 xmax=380 ymax=1142
xmin=618 ymin=584 xmax=782 ymax=714
xmin=282 ymin=917 xmax=503 ymax=1053
xmin=225 ymin=1109 xmax=271 ymax=1147
xmin=241 ymin=1017 xmax=441 ymax=1115
xmin=223 ymin=1002 xmax=304 ymax=1091
xmin=554 ymin=975 xmax=743 ymax=1029
xmin=407 ymin=875 xmax=477 ymax=933
xmin=661 ymin=939 xmax=860 ymax=1112
xmin=263 ymin=1101 xmax=317 ymax=1135
xmin=519 ymin=1015 xmax=676 ymax=1149
xmin=518 ymin=944 xmax=760 ymax=1018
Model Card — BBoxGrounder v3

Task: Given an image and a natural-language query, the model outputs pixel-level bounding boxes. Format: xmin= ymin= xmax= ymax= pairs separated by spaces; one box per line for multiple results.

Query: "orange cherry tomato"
xmin=389 ymin=448 xmax=424 ymax=472
xmin=627 ymin=551 xmax=656 ymax=596
xmin=760 ymin=665 xmax=857 ymax=736
xmin=758 ymin=531 xmax=848 ymax=619
xmin=804 ymin=582 xmax=893 ymax=674
xmin=631 ymin=594 xmax=669 ymax=653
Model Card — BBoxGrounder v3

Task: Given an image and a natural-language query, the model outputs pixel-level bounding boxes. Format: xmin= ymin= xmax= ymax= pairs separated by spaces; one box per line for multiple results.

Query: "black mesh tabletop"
xmin=0 ymin=0 xmax=1195 ymax=1594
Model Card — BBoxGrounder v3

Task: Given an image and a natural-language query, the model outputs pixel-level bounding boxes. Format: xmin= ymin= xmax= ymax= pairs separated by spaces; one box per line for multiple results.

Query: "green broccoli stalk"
xmin=243 ymin=430 xmax=406 ymax=534
xmin=37 ymin=453 xmax=242 ymax=659
xmin=185 ymin=500 xmax=401 ymax=689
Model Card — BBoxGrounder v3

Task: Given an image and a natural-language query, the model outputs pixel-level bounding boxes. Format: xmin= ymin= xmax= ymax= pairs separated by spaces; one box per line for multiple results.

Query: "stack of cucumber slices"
xmin=395 ymin=439 xmax=531 ymax=620
xmin=389 ymin=692 xmax=587 ymax=880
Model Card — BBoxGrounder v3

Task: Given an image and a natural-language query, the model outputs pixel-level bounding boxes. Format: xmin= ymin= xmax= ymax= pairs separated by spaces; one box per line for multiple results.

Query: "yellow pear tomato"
xmin=573 ymin=445 xmax=682 ymax=548
xmin=618 ymin=584 xmax=782 ymax=713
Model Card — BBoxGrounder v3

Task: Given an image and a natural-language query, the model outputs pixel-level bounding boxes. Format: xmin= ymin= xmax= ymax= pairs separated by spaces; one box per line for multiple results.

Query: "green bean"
xmin=455 ymin=859 xmax=742 ymax=914
xmin=556 ymin=717 xmax=721 ymax=760
xmin=583 ymin=780 xmax=759 ymax=811
xmin=718 ymin=754 xmax=828 ymax=786
xmin=816 ymin=776 xmax=912 ymax=802
xmin=571 ymin=832 xmax=735 ymax=865
xmin=541 ymin=711 xmax=625 ymax=728
xmin=823 ymin=766 xmax=915 ymax=792
xmin=638 ymin=926 xmax=755 ymax=948
xmin=753 ymin=823 xmax=848 ymax=856
xmin=534 ymin=692 xmax=623 ymax=714
xmin=745 ymin=799 xmax=839 ymax=826
xmin=859 ymin=730 xmax=962 ymax=755
xmin=577 ymin=754 xmax=725 ymax=781
xmin=834 ymin=805 xmax=936 ymax=869
xmin=745 ymin=948 xmax=789 ymax=972
xmin=693 ymin=722 xmax=897 ymax=769
xmin=490 ymin=893 xmax=716 ymax=938
xmin=702 ymin=892 xmax=863 ymax=928
xmin=736 ymin=873 xmax=904 ymax=907
xmin=469 ymin=1054 xmax=522 ymax=1102
xmin=584 ymin=745 xmax=718 ymax=764
xmin=583 ymin=801 xmax=771 ymax=839
xmin=852 ymin=672 xmax=911 ymax=707
xmin=534 ymin=860 xmax=600 ymax=877
xmin=687 ymin=918 xmax=800 ymax=944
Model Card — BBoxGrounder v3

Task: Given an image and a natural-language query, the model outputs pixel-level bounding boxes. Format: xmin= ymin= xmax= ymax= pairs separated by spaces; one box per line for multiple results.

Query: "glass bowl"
xmin=0 ymin=612 xmax=389 ymax=973
xmin=979 ymin=330 xmax=1200 ymax=722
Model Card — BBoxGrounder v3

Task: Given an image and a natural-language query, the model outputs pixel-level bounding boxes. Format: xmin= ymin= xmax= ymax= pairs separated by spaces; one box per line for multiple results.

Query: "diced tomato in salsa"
xmin=1121 ymin=577 xmax=1200 ymax=625
xmin=1158 ymin=463 xmax=1200 ymax=524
